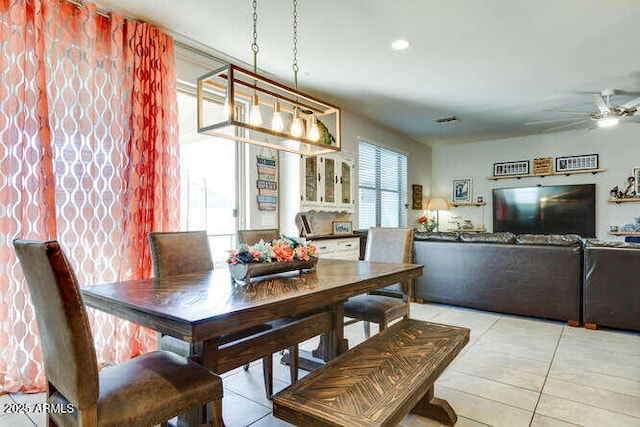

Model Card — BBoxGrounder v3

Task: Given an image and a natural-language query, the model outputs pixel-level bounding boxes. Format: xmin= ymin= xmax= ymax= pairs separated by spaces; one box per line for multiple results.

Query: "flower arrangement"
xmin=418 ymin=215 xmax=437 ymax=232
xmin=228 ymin=237 xmax=319 ymax=265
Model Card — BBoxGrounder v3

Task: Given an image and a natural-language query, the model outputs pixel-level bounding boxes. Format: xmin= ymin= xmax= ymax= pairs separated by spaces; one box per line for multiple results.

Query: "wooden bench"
xmin=273 ymin=318 xmax=470 ymax=426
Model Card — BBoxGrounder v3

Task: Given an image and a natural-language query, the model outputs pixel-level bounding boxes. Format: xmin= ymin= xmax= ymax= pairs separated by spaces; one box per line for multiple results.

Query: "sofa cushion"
xmin=414 ymin=231 xmax=460 ymax=242
xmin=459 ymin=232 xmax=515 ymax=244
xmin=516 ymin=234 xmax=582 ymax=247
xmin=584 ymin=239 xmax=640 ymax=249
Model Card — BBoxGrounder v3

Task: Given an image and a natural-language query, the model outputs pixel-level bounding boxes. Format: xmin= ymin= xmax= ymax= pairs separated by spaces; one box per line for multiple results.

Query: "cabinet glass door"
xmin=324 ymin=157 xmax=335 ymax=203
xmin=304 ymin=157 xmax=318 ymax=203
xmin=341 ymin=161 xmax=352 ymax=204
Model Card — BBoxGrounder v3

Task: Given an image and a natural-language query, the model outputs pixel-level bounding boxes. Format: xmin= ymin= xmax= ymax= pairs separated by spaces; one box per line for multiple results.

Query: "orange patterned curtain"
xmin=0 ymin=0 xmax=179 ymax=392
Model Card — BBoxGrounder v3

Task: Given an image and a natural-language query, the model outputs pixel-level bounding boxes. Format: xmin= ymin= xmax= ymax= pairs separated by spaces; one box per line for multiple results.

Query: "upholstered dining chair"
xmin=237 ymin=228 xmax=279 ymax=246
xmin=343 ymin=227 xmax=415 ymax=338
xmin=13 ymin=239 xmax=223 ymax=427
xmin=149 ymin=230 xmax=298 ymax=399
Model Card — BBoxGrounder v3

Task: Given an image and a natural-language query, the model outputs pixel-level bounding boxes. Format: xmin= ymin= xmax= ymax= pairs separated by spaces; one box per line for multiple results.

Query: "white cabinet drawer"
xmin=316 ymin=237 xmax=359 ymax=260
xmin=314 ymin=240 xmax=338 ymax=256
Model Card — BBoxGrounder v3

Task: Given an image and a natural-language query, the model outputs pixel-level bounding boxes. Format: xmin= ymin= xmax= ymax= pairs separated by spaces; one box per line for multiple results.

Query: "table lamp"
xmin=427 ymin=197 xmax=451 ymax=232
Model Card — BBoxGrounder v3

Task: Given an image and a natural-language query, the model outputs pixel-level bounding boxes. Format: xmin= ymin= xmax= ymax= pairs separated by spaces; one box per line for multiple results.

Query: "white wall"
xmin=432 ymin=125 xmax=640 ymax=239
xmin=339 ymin=109 xmax=433 ymax=229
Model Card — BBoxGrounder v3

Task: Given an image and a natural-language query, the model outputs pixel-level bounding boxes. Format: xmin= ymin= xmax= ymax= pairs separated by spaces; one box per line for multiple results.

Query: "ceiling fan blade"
xmin=619 ymin=96 xmax=640 ymax=110
xmin=543 ymin=120 xmax=588 ymax=133
xmin=542 ymin=109 xmax=589 ymax=115
xmin=525 ymin=118 xmax=578 ymax=125
xmin=592 ymin=94 xmax=610 ymax=114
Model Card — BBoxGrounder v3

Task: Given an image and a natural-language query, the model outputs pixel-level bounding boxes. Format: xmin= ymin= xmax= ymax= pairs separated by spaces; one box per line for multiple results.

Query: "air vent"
xmin=435 ymin=115 xmax=459 ymax=124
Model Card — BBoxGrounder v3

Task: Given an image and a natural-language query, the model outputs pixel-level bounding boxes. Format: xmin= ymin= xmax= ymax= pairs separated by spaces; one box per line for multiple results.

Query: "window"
xmin=177 ymin=90 xmax=239 ymax=264
xmin=358 ymin=141 xmax=407 ymax=228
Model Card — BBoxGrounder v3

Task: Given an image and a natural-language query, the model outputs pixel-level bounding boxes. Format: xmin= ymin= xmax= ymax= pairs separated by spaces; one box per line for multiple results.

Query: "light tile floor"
xmin=3 ymin=303 xmax=640 ymax=427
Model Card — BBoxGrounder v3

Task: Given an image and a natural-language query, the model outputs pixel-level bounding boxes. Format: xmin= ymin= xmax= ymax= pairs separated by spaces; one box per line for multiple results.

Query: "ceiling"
xmin=98 ymin=0 xmax=640 ymax=146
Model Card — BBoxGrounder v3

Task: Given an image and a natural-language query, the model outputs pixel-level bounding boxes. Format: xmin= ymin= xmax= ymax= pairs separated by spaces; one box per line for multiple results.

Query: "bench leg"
xmin=412 ymin=387 xmax=457 ymax=426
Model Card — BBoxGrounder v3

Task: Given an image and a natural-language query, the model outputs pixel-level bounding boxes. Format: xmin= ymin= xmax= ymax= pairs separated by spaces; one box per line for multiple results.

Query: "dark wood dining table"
xmin=81 ymin=258 xmax=422 ymax=423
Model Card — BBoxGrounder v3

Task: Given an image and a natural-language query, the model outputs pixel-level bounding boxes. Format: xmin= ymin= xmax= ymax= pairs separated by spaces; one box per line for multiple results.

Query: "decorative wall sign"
xmin=412 ymin=184 xmax=423 ymax=210
xmin=257 ymin=155 xmax=278 ymax=211
xmin=533 ymin=157 xmax=553 ymax=175
xmin=493 ymin=160 xmax=530 ymax=176
xmin=332 ymin=221 xmax=352 ymax=235
xmin=452 ymin=178 xmax=472 ymax=203
xmin=634 ymin=167 xmax=640 ymax=196
xmin=555 ymin=154 xmax=598 ymax=172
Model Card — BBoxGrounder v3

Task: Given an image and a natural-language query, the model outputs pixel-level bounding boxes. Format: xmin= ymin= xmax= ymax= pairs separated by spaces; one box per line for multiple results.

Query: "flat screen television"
xmin=493 ymin=184 xmax=596 ymax=237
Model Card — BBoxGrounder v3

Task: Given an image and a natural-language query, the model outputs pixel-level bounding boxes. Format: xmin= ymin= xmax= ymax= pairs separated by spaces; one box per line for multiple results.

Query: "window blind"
xmin=358 ymin=141 xmax=407 ymax=229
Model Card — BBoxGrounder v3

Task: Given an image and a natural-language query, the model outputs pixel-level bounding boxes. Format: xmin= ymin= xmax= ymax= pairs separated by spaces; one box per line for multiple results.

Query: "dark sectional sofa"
xmin=583 ymin=240 xmax=640 ymax=331
xmin=412 ymin=232 xmax=583 ymax=324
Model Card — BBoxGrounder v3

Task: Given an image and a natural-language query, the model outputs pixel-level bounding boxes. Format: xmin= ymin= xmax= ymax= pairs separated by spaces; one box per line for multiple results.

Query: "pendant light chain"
xmin=251 ymin=0 xmax=259 ymax=74
xmin=292 ymin=0 xmax=299 ymax=89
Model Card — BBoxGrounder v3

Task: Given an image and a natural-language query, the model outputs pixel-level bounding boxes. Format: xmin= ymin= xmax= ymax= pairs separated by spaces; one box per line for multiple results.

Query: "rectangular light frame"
xmin=197 ymin=64 xmax=341 ymax=156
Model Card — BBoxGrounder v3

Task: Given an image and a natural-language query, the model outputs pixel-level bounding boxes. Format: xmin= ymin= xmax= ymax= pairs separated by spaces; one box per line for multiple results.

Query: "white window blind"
xmin=358 ymin=141 xmax=407 ymax=229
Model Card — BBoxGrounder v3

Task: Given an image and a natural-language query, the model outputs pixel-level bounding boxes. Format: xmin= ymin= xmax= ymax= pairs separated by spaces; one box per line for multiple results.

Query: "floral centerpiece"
xmin=417 ymin=215 xmax=437 ymax=232
xmin=227 ymin=237 xmax=319 ymax=283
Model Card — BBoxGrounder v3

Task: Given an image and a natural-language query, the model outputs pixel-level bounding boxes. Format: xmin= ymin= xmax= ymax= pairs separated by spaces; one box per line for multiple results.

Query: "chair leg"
xmin=289 ymin=345 xmax=299 ymax=383
xmin=243 ymin=363 xmax=250 ymax=371
xmin=262 ymin=355 xmax=273 ymax=400
xmin=363 ymin=321 xmax=371 ymax=338
xmin=212 ymin=398 xmax=224 ymax=427
xmin=379 ymin=321 xmax=387 ymax=331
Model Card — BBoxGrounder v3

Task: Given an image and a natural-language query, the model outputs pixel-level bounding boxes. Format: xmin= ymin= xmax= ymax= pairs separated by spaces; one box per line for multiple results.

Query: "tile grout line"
xmin=528 ymin=324 xmax=566 ymax=427
xmin=546 ymin=373 xmax=640 ymax=400
xmin=447 ymin=367 xmax=542 ymax=393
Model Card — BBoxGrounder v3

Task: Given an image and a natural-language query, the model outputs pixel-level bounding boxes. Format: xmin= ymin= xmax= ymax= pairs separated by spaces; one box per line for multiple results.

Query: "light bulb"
xmin=291 ymin=107 xmax=303 ymax=137
xmin=249 ymin=94 xmax=262 ymax=126
xmin=309 ymin=114 xmax=320 ymax=141
xmin=597 ymin=117 xmax=619 ymax=128
xmin=222 ymin=97 xmax=231 ymax=119
xmin=271 ymin=101 xmax=284 ymax=132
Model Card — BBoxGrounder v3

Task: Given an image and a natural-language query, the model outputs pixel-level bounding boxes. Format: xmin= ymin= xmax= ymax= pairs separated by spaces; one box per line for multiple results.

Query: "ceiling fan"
xmin=526 ymin=89 xmax=640 ymax=132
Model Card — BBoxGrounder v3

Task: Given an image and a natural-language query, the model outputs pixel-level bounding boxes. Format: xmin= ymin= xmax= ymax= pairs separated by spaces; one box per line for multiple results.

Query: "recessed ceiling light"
xmin=391 ymin=39 xmax=410 ymax=50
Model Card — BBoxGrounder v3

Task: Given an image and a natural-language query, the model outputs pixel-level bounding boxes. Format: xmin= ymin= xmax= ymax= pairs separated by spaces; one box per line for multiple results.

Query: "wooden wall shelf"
xmin=608 ymin=198 xmax=640 ymax=204
xmin=451 ymin=202 xmax=486 ymax=207
xmin=487 ymin=168 xmax=606 ymax=181
xmin=608 ymin=231 xmax=640 ymax=236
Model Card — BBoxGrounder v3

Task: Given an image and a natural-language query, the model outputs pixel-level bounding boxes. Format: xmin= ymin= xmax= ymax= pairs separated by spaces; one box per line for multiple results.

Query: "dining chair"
xmin=237 ymin=228 xmax=279 ymax=245
xmin=149 ymin=230 xmax=298 ymax=399
xmin=13 ymin=239 xmax=223 ymax=427
xmin=343 ymin=227 xmax=415 ymax=338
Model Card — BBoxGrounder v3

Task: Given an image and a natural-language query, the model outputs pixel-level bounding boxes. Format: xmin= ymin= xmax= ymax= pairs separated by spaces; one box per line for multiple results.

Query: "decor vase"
xmin=229 ymin=257 xmax=318 ymax=284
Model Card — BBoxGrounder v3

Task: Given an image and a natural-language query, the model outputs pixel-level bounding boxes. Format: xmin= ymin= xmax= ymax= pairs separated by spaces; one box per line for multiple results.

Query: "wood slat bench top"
xmin=273 ymin=318 xmax=470 ymax=427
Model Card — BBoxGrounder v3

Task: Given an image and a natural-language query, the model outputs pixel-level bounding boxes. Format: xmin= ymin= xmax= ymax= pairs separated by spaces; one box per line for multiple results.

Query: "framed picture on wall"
xmin=633 ymin=167 xmax=640 ymax=196
xmin=493 ymin=160 xmax=530 ymax=177
xmin=555 ymin=154 xmax=599 ymax=172
xmin=411 ymin=184 xmax=423 ymax=210
xmin=452 ymin=178 xmax=472 ymax=203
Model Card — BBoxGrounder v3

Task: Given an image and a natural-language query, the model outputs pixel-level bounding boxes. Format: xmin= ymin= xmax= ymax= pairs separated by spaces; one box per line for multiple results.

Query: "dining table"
xmin=81 ymin=258 xmax=423 ymax=424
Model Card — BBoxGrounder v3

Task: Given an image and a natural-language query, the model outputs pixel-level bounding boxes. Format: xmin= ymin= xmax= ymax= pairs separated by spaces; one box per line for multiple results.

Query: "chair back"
xmin=365 ymin=227 xmax=415 ymax=295
xmin=237 ymin=228 xmax=279 ymax=245
xmin=149 ymin=231 xmax=213 ymax=277
xmin=13 ymin=240 xmax=99 ymax=410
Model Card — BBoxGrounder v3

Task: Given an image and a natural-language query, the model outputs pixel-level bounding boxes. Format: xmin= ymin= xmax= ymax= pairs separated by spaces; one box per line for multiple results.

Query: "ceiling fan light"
xmin=597 ymin=117 xmax=619 ymax=128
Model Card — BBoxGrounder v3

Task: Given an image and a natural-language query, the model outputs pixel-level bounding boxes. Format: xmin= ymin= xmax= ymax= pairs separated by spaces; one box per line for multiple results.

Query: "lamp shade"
xmin=427 ymin=197 xmax=450 ymax=211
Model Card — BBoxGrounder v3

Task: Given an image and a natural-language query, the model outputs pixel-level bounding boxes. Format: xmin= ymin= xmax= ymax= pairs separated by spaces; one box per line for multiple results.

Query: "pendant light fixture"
xmin=197 ymin=0 xmax=341 ymax=156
